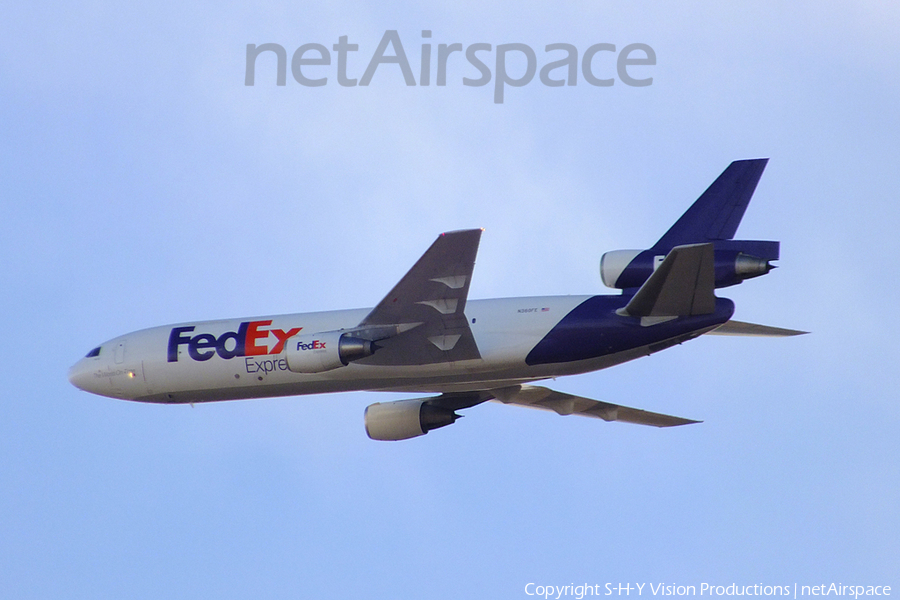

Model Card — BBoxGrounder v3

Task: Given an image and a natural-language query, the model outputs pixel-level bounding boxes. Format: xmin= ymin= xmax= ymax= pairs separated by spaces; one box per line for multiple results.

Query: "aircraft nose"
xmin=68 ymin=358 xmax=94 ymax=393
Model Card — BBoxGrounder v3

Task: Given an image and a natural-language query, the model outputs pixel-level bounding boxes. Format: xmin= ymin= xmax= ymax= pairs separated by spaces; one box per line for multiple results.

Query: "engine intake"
xmin=364 ymin=399 xmax=460 ymax=441
xmin=285 ymin=331 xmax=375 ymax=373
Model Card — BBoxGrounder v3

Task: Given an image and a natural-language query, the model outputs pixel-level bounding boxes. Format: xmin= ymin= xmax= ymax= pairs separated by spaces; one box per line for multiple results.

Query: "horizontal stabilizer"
xmin=623 ymin=243 xmax=715 ymax=317
xmin=706 ymin=320 xmax=808 ymax=337
xmin=491 ymin=385 xmax=699 ymax=427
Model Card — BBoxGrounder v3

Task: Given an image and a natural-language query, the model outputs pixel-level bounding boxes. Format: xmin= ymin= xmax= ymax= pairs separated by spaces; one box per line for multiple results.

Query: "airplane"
xmin=68 ymin=158 xmax=805 ymax=440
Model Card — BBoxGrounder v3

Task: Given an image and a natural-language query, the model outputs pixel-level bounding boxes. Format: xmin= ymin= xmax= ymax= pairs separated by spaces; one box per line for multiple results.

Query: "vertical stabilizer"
xmin=652 ymin=159 xmax=768 ymax=251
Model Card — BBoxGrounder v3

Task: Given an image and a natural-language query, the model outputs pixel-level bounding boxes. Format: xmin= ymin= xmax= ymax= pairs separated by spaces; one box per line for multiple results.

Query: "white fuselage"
xmin=68 ymin=295 xmax=671 ymax=404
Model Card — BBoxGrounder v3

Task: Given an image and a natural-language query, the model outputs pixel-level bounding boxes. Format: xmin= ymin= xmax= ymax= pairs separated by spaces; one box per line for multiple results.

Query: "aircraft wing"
xmin=356 ymin=229 xmax=483 ymax=365
xmin=490 ymin=384 xmax=700 ymax=427
xmin=365 ymin=385 xmax=696 ymax=440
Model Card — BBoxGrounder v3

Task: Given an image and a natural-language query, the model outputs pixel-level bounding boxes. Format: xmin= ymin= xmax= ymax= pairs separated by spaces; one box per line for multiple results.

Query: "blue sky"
xmin=2 ymin=1 xmax=898 ymax=598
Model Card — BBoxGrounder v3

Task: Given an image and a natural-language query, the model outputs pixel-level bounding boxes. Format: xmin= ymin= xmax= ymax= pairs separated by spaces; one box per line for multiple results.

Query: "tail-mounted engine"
xmin=601 ymin=240 xmax=779 ymax=290
xmin=285 ymin=331 xmax=376 ymax=373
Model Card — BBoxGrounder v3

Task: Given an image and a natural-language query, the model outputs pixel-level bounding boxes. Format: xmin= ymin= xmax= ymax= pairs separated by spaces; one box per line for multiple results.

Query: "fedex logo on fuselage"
xmin=167 ymin=320 xmax=301 ymax=362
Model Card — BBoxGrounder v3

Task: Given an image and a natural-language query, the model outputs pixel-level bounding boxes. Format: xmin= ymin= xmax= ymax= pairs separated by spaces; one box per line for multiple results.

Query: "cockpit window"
xmin=86 ymin=346 xmax=101 ymax=358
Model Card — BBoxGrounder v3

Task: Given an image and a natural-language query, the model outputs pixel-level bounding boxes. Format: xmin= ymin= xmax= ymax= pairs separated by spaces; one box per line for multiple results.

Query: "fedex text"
xmin=168 ymin=321 xmax=301 ymax=362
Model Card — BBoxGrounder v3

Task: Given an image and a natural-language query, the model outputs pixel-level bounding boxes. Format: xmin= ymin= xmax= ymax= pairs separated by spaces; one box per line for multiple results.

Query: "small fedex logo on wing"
xmin=167 ymin=321 xmax=301 ymax=362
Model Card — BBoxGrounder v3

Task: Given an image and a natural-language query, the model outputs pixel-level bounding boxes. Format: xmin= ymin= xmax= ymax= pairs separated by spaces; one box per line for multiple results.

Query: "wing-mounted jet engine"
xmin=285 ymin=331 xmax=376 ymax=373
xmin=600 ymin=159 xmax=779 ymax=290
xmin=363 ymin=393 xmax=489 ymax=441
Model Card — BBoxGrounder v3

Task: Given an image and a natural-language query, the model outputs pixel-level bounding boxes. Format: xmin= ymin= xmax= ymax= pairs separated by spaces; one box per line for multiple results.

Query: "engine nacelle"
xmin=600 ymin=249 xmax=643 ymax=288
xmin=601 ymin=240 xmax=779 ymax=290
xmin=285 ymin=331 xmax=375 ymax=373
xmin=364 ymin=399 xmax=460 ymax=441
